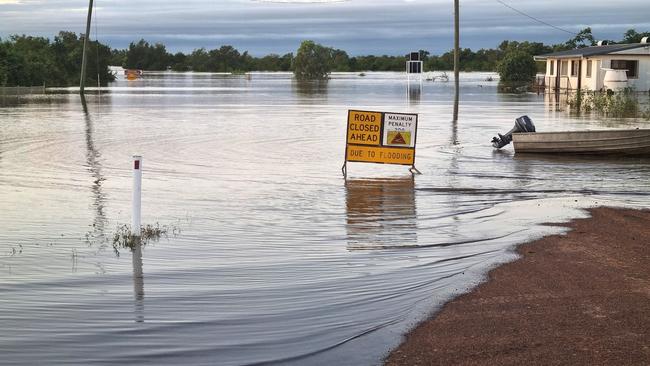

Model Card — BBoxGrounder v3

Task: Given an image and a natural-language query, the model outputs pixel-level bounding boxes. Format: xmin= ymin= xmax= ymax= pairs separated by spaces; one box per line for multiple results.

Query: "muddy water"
xmin=1 ymin=72 xmax=649 ymax=365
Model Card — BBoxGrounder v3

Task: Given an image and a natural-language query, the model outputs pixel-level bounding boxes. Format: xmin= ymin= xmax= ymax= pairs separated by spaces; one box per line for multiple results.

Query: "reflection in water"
xmin=81 ymin=96 xmax=107 ymax=242
xmin=345 ymin=178 xmax=417 ymax=250
xmin=83 ymin=95 xmax=144 ymax=318
xmin=292 ymin=80 xmax=329 ymax=98
xmin=451 ymin=114 xmax=459 ymax=146
xmin=0 ymin=95 xmax=26 ymax=108
xmin=492 ymin=149 xmax=534 ymax=189
xmin=132 ymin=240 xmax=145 ymax=323
xmin=451 ymin=87 xmax=459 ymax=144
xmin=453 ymin=82 xmax=459 ymax=122
xmin=407 ymin=81 xmax=421 ymax=104
xmin=544 ymin=91 xmax=566 ymax=113
xmin=446 ymin=143 xmax=462 ymax=237
xmin=513 ymin=151 xmax=650 ymax=165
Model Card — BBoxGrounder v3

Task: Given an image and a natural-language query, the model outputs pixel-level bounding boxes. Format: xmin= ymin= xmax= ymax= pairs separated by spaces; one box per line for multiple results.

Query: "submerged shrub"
xmin=567 ymin=88 xmax=649 ymax=118
xmin=496 ymin=51 xmax=536 ymax=83
xmin=112 ymin=223 xmax=178 ymax=256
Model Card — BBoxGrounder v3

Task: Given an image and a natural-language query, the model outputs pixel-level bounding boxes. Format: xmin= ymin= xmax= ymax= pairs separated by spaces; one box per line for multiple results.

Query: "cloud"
xmin=0 ymin=0 xmax=647 ymax=55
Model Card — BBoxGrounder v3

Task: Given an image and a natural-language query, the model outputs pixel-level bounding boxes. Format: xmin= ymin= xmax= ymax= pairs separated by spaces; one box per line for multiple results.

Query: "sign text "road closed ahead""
xmin=347 ymin=111 xmax=382 ymax=146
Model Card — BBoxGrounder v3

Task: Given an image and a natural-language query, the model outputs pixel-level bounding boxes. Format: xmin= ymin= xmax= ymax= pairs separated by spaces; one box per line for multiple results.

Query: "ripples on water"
xmin=1 ymin=72 xmax=649 ymax=365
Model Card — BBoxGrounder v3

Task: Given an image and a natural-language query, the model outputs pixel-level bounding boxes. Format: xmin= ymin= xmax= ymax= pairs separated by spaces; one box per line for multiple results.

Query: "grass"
xmin=567 ymin=88 xmax=650 ymax=119
xmin=111 ymin=222 xmax=179 ymax=256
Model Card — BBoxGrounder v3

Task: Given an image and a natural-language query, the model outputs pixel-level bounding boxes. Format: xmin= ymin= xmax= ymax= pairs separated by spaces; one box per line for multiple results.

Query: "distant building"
xmin=534 ymin=40 xmax=650 ymax=91
xmin=406 ymin=52 xmax=423 ymax=74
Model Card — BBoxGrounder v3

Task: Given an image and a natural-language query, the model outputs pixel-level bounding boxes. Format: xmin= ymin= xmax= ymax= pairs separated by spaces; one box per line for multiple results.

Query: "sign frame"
xmin=342 ymin=109 xmax=421 ymax=177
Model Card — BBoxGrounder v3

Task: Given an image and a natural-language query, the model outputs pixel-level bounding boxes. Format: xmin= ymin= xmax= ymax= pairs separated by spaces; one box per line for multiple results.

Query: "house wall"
xmin=597 ymin=53 xmax=650 ymax=91
xmin=580 ymin=58 xmax=602 ymax=90
xmin=544 ymin=52 xmax=650 ymax=91
xmin=545 ymin=59 xmax=578 ymax=89
xmin=545 ymin=58 xmax=581 ymax=90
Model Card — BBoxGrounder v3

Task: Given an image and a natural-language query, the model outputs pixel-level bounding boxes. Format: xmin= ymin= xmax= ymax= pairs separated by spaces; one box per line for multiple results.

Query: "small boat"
xmin=492 ymin=116 xmax=650 ymax=156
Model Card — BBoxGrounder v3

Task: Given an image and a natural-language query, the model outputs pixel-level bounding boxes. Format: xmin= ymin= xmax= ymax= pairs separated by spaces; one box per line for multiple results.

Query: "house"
xmin=534 ymin=39 xmax=650 ymax=91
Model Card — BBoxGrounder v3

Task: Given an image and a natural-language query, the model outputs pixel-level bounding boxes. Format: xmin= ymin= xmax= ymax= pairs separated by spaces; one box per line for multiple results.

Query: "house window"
xmin=560 ymin=61 xmax=568 ymax=76
xmin=570 ymin=60 xmax=579 ymax=77
xmin=586 ymin=60 xmax=592 ymax=78
xmin=549 ymin=60 xmax=555 ymax=76
xmin=611 ymin=60 xmax=638 ymax=78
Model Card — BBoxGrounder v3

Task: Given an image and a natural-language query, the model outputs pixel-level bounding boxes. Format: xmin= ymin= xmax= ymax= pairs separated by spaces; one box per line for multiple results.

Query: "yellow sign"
xmin=347 ymin=110 xmax=382 ymax=146
xmin=346 ymin=145 xmax=415 ymax=165
xmin=344 ymin=110 xmax=418 ymax=167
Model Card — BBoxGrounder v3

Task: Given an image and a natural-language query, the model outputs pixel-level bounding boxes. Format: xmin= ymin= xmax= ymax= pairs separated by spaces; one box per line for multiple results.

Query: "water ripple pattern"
xmin=1 ymin=72 xmax=649 ymax=365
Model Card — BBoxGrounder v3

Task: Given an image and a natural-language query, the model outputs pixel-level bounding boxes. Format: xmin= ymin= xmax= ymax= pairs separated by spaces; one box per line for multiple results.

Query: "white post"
xmin=132 ymin=155 xmax=142 ymax=236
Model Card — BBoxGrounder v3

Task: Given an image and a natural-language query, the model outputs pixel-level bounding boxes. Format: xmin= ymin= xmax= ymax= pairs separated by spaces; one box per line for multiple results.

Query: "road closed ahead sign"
xmin=345 ymin=110 xmax=418 ymax=166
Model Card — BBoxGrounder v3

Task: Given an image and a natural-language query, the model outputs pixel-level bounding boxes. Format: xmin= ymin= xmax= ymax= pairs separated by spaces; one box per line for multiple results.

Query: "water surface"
xmin=1 ymin=72 xmax=649 ymax=365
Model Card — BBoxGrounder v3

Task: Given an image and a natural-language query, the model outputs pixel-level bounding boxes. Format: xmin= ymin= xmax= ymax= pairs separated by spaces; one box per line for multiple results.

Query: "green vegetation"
xmin=564 ymin=27 xmax=596 ymax=49
xmin=112 ymin=223 xmax=179 ymax=255
xmin=113 ymin=40 xmax=292 ymax=73
xmin=1 ymin=28 xmax=647 ymax=87
xmin=125 ymin=39 xmax=170 ymax=70
xmin=111 ymin=27 xmax=646 ymax=75
xmin=568 ymin=89 xmax=650 ymax=119
xmin=293 ymin=40 xmax=333 ymax=80
xmin=496 ymin=51 xmax=537 ymax=82
xmin=0 ymin=31 xmax=114 ymax=87
xmin=621 ymin=29 xmax=650 ymax=44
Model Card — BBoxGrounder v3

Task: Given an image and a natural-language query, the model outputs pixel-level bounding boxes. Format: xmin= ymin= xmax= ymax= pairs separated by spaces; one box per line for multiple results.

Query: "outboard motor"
xmin=491 ymin=115 xmax=536 ymax=149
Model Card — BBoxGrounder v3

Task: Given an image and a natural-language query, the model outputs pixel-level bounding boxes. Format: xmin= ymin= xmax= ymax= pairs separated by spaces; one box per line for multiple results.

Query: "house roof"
xmin=534 ymin=43 xmax=649 ymax=60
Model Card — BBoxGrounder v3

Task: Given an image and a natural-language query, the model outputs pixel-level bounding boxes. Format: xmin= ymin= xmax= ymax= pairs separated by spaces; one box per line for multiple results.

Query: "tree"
xmin=6 ymin=35 xmax=58 ymax=86
xmin=293 ymin=40 xmax=332 ymax=80
xmin=621 ymin=29 xmax=650 ymax=44
xmin=170 ymin=52 xmax=189 ymax=71
xmin=330 ymin=48 xmax=351 ymax=71
xmin=208 ymin=46 xmax=237 ymax=72
xmin=496 ymin=50 xmax=537 ymax=82
xmin=0 ymin=40 xmax=9 ymax=86
xmin=109 ymin=49 xmax=127 ymax=66
xmin=0 ymin=32 xmax=113 ymax=87
xmin=51 ymin=31 xmax=114 ymax=87
xmin=565 ymin=27 xmax=596 ymax=49
xmin=125 ymin=39 xmax=170 ymax=70
xmin=188 ymin=48 xmax=209 ymax=72
xmin=253 ymin=53 xmax=293 ymax=71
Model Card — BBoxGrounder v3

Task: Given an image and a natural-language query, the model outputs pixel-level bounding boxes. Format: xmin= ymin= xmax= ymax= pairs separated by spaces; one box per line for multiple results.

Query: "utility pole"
xmin=453 ymin=0 xmax=460 ymax=121
xmin=80 ymin=0 xmax=94 ymax=94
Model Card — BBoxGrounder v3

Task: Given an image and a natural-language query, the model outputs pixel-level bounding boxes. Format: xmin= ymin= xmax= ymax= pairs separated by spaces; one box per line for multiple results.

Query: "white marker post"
xmin=132 ymin=155 xmax=142 ymax=236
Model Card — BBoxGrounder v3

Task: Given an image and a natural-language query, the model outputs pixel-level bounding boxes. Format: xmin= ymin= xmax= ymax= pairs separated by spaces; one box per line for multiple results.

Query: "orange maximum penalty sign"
xmin=344 ymin=110 xmax=418 ymax=166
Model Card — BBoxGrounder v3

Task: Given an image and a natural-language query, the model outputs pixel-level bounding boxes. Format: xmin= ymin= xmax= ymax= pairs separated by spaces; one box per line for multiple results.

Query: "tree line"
xmin=112 ymin=28 xmax=648 ymax=75
xmin=1 ymin=28 xmax=648 ymax=87
xmin=0 ymin=31 xmax=114 ymax=87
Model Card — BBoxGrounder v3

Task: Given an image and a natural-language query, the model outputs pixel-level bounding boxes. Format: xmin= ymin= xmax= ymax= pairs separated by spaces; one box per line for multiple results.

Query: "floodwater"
xmin=1 ymin=72 xmax=649 ymax=365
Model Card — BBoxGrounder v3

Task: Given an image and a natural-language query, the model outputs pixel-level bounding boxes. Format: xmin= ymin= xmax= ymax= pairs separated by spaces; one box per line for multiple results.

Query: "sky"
xmin=0 ymin=0 xmax=648 ymax=56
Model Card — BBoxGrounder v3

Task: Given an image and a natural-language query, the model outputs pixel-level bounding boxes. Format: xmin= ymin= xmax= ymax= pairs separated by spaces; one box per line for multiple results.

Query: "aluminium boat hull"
xmin=513 ymin=129 xmax=650 ymax=155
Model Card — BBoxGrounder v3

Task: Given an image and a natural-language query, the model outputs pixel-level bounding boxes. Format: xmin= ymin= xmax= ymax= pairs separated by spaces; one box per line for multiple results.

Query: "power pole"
xmin=453 ymin=0 xmax=460 ymax=121
xmin=80 ymin=0 xmax=94 ymax=94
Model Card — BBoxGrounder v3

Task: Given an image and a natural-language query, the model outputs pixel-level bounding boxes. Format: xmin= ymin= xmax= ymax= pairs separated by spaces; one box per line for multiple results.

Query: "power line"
xmin=495 ymin=0 xmax=577 ymax=36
